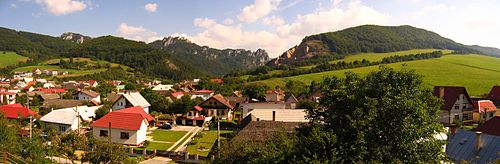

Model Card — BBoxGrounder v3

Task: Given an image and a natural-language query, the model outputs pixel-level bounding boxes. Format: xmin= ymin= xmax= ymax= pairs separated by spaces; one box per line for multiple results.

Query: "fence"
xmin=129 ymin=148 xmax=212 ymax=162
xmin=0 ymin=152 xmax=28 ymax=164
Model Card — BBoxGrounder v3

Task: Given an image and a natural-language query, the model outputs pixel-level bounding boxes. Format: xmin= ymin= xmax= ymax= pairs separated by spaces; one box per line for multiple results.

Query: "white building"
xmin=40 ymin=106 xmax=100 ymax=133
xmin=112 ymin=92 xmax=151 ymax=113
xmin=75 ymin=90 xmax=101 ymax=104
xmin=0 ymin=91 xmax=16 ymax=105
xmin=152 ymin=84 xmax=173 ymax=91
xmin=90 ymin=106 xmax=153 ymax=146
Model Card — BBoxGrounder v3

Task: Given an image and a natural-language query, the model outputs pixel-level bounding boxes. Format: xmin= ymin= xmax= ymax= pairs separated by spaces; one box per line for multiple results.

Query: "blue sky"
xmin=1 ymin=0 xmax=499 ymax=57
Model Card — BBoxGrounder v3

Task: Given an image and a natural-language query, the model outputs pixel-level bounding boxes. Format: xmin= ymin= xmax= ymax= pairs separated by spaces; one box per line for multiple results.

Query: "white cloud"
xmin=414 ymin=4 xmax=454 ymax=18
xmin=262 ymin=16 xmax=285 ymax=26
xmin=11 ymin=3 xmax=17 ymax=8
xmin=35 ymin=0 xmax=87 ymax=15
xmin=144 ymin=3 xmax=157 ymax=13
xmin=238 ymin=0 xmax=282 ymax=23
xmin=117 ymin=23 xmax=161 ymax=43
xmin=276 ymin=0 xmax=390 ymax=39
xmin=175 ymin=0 xmax=390 ymax=57
xmin=223 ymin=18 xmax=235 ymax=25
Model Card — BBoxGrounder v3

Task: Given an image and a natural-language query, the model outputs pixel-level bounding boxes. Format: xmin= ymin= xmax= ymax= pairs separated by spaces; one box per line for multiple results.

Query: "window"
xmin=100 ymin=130 xmax=108 ymax=137
xmin=463 ymin=105 xmax=467 ymax=109
xmin=120 ymin=132 xmax=129 ymax=139
xmin=188 ymin=112 xmax=192 ymax=116
xmin=59 ymin=126 xmax=66 ymax=132
xmin=454 ymin=105 xmax=459 ymax=109
xmin=490 ymin=112 xmax=494 ymax=118
xmin=454 ymin=114 xmax=460 ymax=120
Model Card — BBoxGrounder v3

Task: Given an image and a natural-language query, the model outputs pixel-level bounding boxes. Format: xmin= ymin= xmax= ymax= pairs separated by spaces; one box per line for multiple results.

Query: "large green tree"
xmin=309 ymin=67 xmax=445 ymax=162
xmin=217 ymin=67 xmax=445 ymax=163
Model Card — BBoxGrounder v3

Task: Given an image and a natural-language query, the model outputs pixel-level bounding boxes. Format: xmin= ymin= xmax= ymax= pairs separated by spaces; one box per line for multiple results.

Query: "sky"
xmin=1 ymin=0 xmax=499 ymax=58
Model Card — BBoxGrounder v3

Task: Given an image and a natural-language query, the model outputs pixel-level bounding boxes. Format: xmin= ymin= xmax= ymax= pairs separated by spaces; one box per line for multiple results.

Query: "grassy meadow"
xmin=255 ymin=54 xmax=500 ymax=96
xmin=0 ymin=51 xmax=29 ymax=68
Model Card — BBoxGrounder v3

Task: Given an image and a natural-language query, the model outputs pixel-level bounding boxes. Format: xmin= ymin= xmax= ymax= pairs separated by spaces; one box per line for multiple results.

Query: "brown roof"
xmin=474 ymin=116 xmax=500 ymax=136
xmin=106 ymin=93 xmax=121 ymax=103
xmin=487 ymin=86 xmax=500 ymax=100
xmin=199 ymin=94 xmax=234 ymax=109
xmin=41 ymin=99 xmax=87 ymax=109
xmin=79 ymin=90 xmax=100 ymax=98
xmin=39 ymin=94 xmax=60 ymax=100
xmin=433 ymin=86 xmax=472 ymax=110
xmin=265 ymin=89 xmax=285 ymax=95
xmin=233 ymin=120 xmax=302 ymax=142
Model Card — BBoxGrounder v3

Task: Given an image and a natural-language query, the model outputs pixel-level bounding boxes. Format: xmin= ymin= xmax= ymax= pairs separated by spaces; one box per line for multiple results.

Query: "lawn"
xmin=185 ymin=130 xmax=233 ymax=157
xmin=151 ymin=130 xmax=188 ymax=142
xmin=0 ymin=51 xmax=29 ymax=68
xmin=255 ymin=54 xmax=500 ymax=96
xmin=43 ymin=57 xmax=130 ymax=70
xmin=299 ymin=49 xmax=452 ymax=69
xmin=145 ymin=142 xmax=174 ymax=151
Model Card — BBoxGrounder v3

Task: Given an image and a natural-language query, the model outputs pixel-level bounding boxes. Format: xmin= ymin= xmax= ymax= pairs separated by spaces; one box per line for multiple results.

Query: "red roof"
xmin=433 ymin=86 xmax=472 ymax=110
xmin=193 ymin=90 xmax=214 ymax=93
xmin=36 ymin=88 xmax=66 ymax=94
xmin=88 ymin=80 xmax=97 ymax=86
xmin=473 ymin=100 xmax=497 ymax=113
xmin=487 ymin=86 xmax=500 ymax=100
xmin=0 ymin=104 xmax=39 ymax=119
xmin=171 ymin=91 xmax=184 ymax=98
xmin=210 ymin=79 xmax=223 ymax=84
xmin=0 ymin=91 xmax=15 ymax=95
xmin=266 ymin=89 xmax=285 ymax=95
xmin=475 ymin=116 xmax=500 ymax=136
xmin=194 ymin=105 xmax=203 ymax=111
xmin=91 ymin=106 xmax=153 ymax=130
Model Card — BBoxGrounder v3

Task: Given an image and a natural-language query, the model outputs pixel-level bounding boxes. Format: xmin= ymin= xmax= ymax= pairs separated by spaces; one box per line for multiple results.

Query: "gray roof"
xmin=121 ymin=92 xmax=150 ymax=108
xmin=446 ymin=129 xmax=500 ymax=163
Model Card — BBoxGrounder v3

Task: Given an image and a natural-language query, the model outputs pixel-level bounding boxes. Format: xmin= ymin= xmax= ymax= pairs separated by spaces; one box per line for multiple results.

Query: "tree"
xmin=242 ymin=84 xmax=266 ymax=100
xmin=83 ymin=136 xmax=128 ymax=163
xmin=308 ymin=67 xmax=445 ymax=162
xmin=53 ymin=132 xmax=88 ymax=163
xmin=140 ymin=88 xmax=169 ymax=113
xmin=95 ymin=81 xmax=115 ymax=98
xmin=95 ymin=101 xmax=112 ymax=120
xmin=296 ymin=100 xmax=317 ymax=110
xmin=284 ymin=80 xmax=308 ymax=97
xmin=0 ymin=113 xmax=21 ymax=153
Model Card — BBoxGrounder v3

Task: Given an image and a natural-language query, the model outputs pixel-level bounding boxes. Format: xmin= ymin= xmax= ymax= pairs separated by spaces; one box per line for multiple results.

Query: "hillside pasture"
xmin=0 ymin=51 xmax=29 ymax=68
xmin=256 ymin=54 xmax=500 ymax=96
xmin=299 ymin=49 xmax=453 ymax=69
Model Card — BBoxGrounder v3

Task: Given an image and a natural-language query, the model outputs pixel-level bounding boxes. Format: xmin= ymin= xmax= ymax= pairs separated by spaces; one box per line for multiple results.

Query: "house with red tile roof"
xmin=90 ymin=106 xmax=153 ymax=146
xmin=433 ymin=86 xmax=474 ymax=126
xmin=88 ymin=80 xmax=98 ymax=88
xmin=486 ymin=86 xmax=500 ymax=107
xmin=178 ymin=105 xmax=209 ymax=126
xmin=472 ymin=100 xmax=497 ymax=123
xmin=190 ymin=90 xmax=214 ymax=100
xmin=0 ymin=104 xmax=39 ymax=119
xmin=198 ymin=94 xmax=234 ymax=120
xmin=170 ymin=91 xmax=185 ymax=100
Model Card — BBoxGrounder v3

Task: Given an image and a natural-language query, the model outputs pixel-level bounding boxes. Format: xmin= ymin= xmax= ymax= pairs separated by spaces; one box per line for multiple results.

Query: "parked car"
xmin=159 ymin=123 xmax=172 ymax=129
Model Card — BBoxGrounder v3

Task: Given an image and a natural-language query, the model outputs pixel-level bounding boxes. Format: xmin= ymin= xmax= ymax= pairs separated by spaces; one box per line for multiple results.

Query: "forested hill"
xmin=64 ymin=36 xmax=203 ymax=80
xmin=268 ymin=25 xmax=480 ymax=66
xmin=149 ymin=37 xmax=270 ymax=75
xmin=0 ymin=27 xmax=75 ymax=60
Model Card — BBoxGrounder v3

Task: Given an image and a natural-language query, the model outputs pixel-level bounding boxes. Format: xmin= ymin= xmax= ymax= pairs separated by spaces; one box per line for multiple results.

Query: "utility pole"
xmin=217 ymin=116 xmax=220 ymax=148
xmin=29 ymin=115 xmax=32 ymax=139
xmin=108 ymin=122 xmax=112 ymax=163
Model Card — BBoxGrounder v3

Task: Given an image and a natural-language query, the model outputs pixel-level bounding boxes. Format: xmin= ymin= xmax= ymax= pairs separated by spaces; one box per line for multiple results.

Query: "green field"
xmin=146 ymin=142 xmax=174 ymax=151
xmin=299 ymin=49 xmax=453 ymax=69
xmin=185 ymin=130 xmax=232 ymax=157
xmin=0 ymin=51 xmax=29 ymax=68
xmin=12 ymin=57 xmax=129 ymax=78
xmin=151 ymin=130 xmax=188 ymax=142
xmin=256 ymin=54 xmax=500 ymax=96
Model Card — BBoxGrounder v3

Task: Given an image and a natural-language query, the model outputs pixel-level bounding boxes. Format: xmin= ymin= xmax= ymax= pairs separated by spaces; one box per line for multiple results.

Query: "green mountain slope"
xmin=268 ymin=25 xmax=478 ymax=66
xmin=258 ymin=53 xmax=500 ymax=96
xmin=64 ymin=36 xmax=203 ymax=80
xmin=150 ymin=37 xmax=270 ymax=75
xmin=0 ymin=27 xmax=75 ymax=60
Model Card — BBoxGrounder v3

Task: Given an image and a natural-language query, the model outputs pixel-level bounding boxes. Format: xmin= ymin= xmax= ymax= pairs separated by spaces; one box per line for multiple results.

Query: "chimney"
xmin=475 ymin=131 xmax=482 ymax=152
xmin=439 ymin=87 xmax=445 ymax=98
xmin=272 ymin=111 xmax=276 ymax=121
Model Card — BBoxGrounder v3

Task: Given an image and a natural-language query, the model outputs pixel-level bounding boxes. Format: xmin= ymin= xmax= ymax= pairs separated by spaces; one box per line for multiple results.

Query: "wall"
xmin=92 ymin=121 xmax=147 ymax=145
